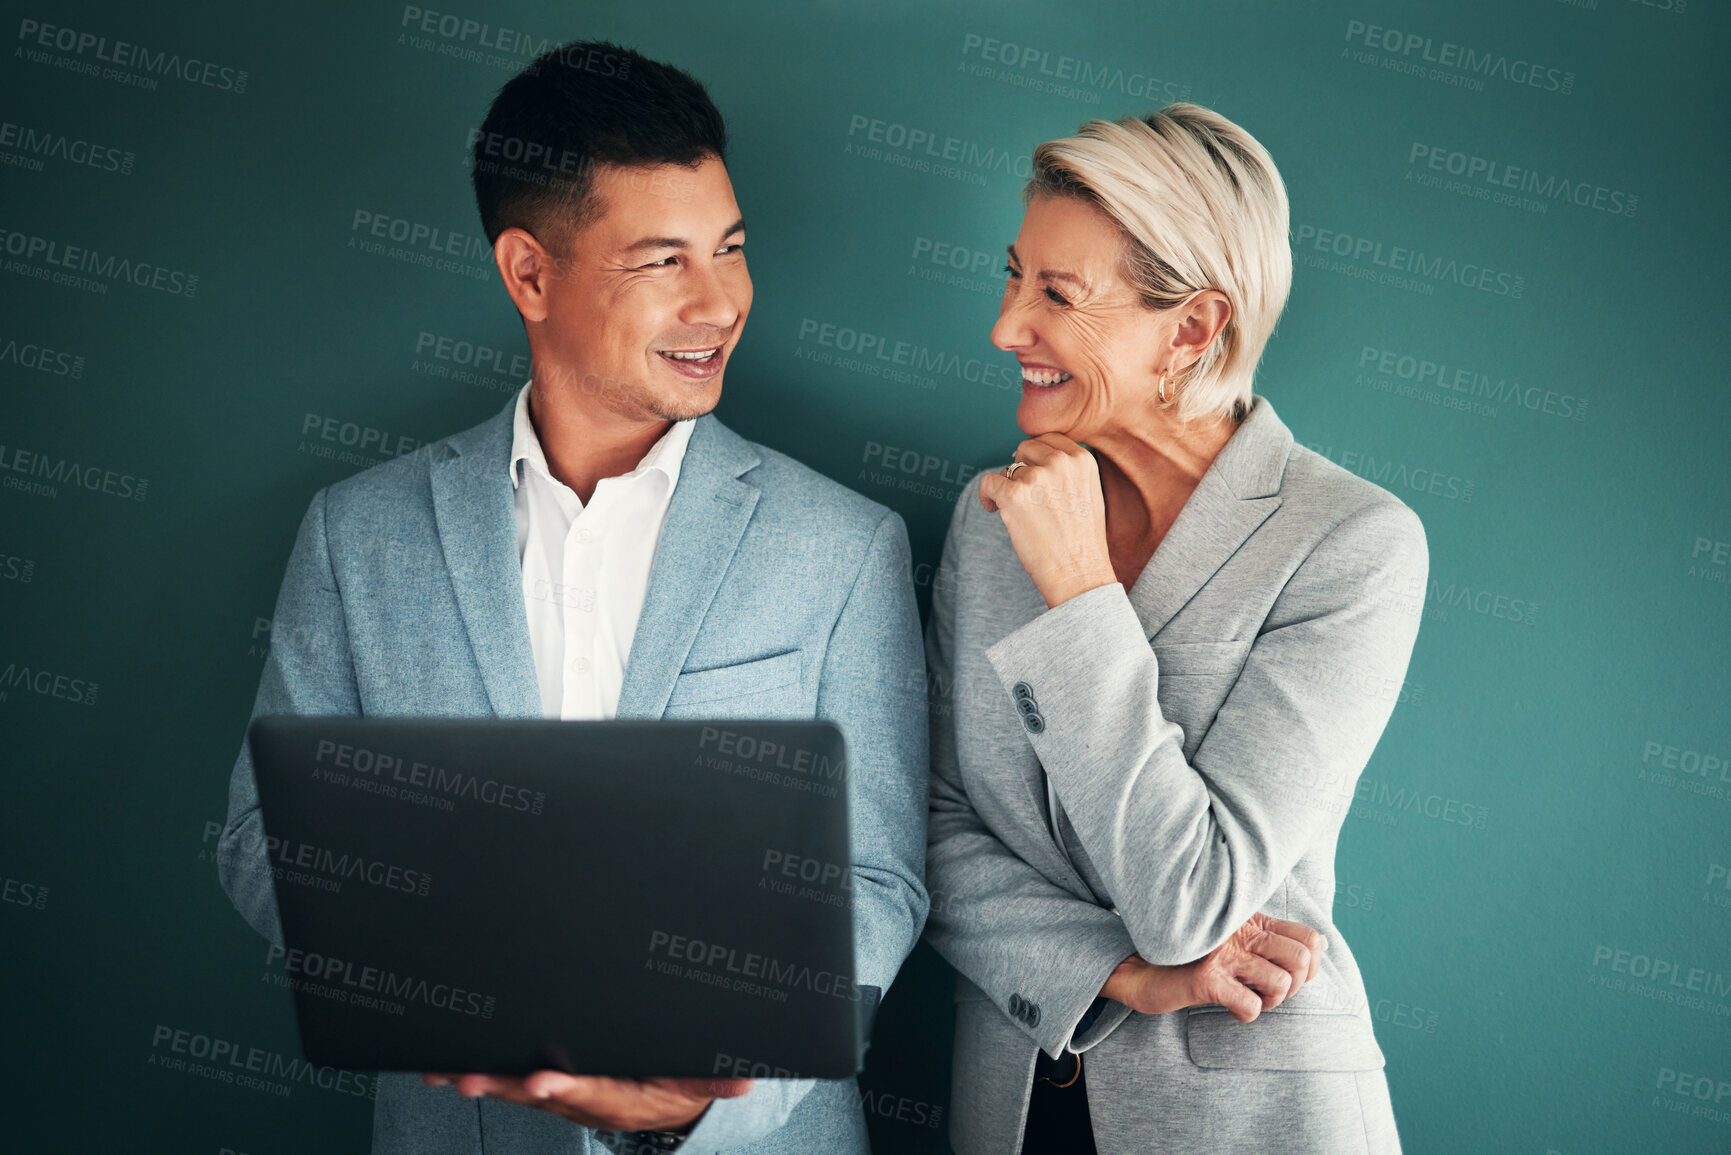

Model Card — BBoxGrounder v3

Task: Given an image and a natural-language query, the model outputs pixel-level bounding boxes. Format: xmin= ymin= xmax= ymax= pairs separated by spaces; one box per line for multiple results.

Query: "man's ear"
xmin=494 ymin=228 xmax=557 ymax=323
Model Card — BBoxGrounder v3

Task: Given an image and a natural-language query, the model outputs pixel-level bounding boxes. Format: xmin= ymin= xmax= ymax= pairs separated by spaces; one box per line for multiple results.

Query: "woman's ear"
xmin=1169 ymin=290 xmax=1232 ymax=369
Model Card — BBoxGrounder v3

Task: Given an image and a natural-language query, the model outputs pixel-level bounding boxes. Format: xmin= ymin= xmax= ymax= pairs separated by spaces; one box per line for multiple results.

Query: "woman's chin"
xmin=1015 ymin=390 xmax=1075 ymax=436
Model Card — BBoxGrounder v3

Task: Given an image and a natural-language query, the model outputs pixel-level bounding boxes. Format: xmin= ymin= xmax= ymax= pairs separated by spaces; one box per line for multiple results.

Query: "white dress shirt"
xmin=508 ymin=382 xmax=694 ymax=719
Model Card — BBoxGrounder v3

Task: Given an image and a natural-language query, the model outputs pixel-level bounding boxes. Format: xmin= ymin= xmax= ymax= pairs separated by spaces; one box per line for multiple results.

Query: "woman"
xmin=924 ymin=104 xmax=1426 ymax=1154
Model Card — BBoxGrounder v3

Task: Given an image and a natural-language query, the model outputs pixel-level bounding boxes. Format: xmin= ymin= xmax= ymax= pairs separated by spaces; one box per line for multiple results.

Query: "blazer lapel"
xmin=614 ymin=413 xmax=762 ymax=721
xmin=429 ymin=399 xmax=543 ymax=719
xmin=1127 ymin=394 xmax=1293 ymax=639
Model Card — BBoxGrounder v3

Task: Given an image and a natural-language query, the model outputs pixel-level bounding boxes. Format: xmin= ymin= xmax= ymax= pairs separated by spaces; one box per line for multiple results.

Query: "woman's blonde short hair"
xmin=1025 ymin=103 xmax=1292 ymax=423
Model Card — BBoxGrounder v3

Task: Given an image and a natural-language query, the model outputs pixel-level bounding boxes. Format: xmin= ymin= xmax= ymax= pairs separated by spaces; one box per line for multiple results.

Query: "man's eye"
xmin=718 ymin=243 xmax=744 ymax=255
xmin=641 ymin=256 xmax=677 ymax=269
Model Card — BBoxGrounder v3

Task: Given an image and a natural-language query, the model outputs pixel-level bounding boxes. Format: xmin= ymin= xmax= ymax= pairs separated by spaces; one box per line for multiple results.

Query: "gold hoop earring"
xmin=1157 ymin=370 xmax=1169 ymax=403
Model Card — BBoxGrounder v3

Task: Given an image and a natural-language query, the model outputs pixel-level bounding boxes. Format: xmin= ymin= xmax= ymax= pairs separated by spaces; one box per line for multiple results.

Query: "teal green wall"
xmin=3 ymin=1 xmax=1728 ymax=1151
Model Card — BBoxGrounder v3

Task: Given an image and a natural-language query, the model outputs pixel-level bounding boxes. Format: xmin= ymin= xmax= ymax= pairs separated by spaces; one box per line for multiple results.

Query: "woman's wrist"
xmin=1101 ymin=954 xmax=1175 ymax=1014
xmin=1143 ymin=962 xmax=1188 ymax=1014
xmin=1038 ymin=566 xmax=1117 ymax=609
xmin=1100 ymin=956 xmax=1136 ymax=1004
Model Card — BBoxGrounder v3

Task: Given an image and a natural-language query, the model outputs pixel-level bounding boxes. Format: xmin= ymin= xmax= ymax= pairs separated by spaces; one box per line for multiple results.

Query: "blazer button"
xmin=1026 ymin=1003 xmax=1041 ymax=1027
xmin=1011 ymin=683 xmax=1045 ymax=734
xmin=1009 ymin=993 xmax=1024 ymax=1018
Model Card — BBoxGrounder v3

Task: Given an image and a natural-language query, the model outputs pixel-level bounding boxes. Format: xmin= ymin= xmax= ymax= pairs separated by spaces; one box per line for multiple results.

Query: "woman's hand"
xmin=1101 ymin=913 xmax=1328 ymax=1023
xmin=977 ymin=433 xmax=1116 ymax=608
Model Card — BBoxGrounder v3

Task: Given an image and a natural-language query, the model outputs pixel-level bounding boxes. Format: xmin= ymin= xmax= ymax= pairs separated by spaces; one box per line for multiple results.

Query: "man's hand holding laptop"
xmin=420 ymin=1071 xmax=754 ymax=1133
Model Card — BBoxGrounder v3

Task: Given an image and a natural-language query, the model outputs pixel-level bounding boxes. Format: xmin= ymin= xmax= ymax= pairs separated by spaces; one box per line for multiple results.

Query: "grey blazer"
xmin=923 ymin=395 xmax=1426 ymax=1155
xmin=217 ymin=397 xmax=931 ymax=1154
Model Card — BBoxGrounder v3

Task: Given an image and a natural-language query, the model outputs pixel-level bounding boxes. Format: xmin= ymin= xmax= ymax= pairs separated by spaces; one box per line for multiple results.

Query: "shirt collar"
xmin=509 ymin=381 xmax=695 ymax=496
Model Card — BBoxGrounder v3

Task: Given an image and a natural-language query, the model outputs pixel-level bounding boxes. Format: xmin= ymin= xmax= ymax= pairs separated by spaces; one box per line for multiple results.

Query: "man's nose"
xmin=681 ymin=262 xmax=741 ymax=331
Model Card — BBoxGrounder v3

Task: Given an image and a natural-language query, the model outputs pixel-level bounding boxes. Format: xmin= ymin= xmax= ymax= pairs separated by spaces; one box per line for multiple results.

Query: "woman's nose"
xmin=990 ymin=293 xmax=1033 ymax=351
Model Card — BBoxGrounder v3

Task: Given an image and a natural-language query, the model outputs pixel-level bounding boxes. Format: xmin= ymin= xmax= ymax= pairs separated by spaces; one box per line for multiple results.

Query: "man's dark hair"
xmin=471 ymin=40 xmax=728 ymax=251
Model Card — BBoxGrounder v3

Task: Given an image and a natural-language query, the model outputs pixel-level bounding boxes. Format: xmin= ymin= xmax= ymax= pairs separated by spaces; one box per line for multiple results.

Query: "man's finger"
xmin=521 ymin=1070 xmax=589 ymax=1102
xmin=455 ymin=1073 xmax=526 ymax=1101
xmin=654 ymin=1076 xmax=755 ymax=1100
xmin=511 ymin=1074 xmax=670 ymax=1131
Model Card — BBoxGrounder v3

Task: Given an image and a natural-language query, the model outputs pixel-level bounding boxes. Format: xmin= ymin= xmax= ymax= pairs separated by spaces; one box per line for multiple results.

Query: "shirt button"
xmin=570 ymin=657 xmax=590 ymax=675
xmin=575 ymin=528 xmax=593 ymax=544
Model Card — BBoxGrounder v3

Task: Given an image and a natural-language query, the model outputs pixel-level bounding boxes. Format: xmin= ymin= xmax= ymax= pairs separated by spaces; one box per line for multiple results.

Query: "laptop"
xmin=246 ymin=715 xmax=860 ymax=1078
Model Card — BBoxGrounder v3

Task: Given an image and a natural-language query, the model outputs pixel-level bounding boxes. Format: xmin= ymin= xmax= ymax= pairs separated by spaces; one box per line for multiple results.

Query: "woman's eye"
xmin=1002 ymin=263 xmax=1020 ymax=278
xmin=1044 ymin=287 xmax=1070 ymax=306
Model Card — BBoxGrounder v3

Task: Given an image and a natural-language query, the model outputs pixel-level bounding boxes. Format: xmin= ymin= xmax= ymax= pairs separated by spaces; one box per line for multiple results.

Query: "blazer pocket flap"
xmin=1152 ymin=640 xmax=1246 ymax=677
xmin=1184 ymin=1008 xmax=1386 ymax=1071
xmin=666 ymin=649 xmax=804 ymax=707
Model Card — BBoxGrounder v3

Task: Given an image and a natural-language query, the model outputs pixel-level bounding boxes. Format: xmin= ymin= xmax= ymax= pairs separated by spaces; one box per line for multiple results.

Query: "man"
xmin=217 ymin=41 xmax=929 ymax=1154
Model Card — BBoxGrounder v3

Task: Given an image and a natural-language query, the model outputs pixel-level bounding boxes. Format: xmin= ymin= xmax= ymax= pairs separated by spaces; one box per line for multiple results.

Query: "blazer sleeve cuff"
xmin=1067 ymin=997 xmax=1135 ymax=1054
xmin=1027 ymin=919 xmax=1135 ymax=1060
xmin=981 ymin=580 xmax=1193 ymax=810
xmin=982 ymin=581 xmax=1147 ymax=724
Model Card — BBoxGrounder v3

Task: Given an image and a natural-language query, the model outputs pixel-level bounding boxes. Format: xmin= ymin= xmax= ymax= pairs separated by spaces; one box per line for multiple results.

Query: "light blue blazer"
xmin=217 ymin=395 xmax=931 ymax=1154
